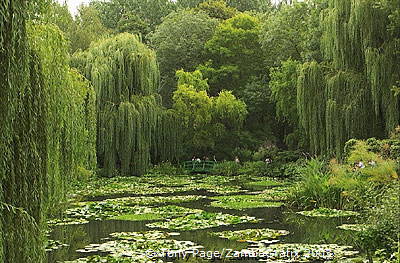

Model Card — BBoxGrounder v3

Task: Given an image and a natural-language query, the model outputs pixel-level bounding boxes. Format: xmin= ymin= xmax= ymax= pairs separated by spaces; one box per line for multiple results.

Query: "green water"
xmin=47 ymin=181 xmax=356 ymax=262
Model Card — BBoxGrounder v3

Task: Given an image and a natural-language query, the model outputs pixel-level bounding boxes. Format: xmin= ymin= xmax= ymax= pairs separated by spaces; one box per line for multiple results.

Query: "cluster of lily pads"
xmin=147 ymin=211 xmax=260 ymax=230
xmin=67 ymin=230 xmax=202 ymax=263
xmin=337 ymin=224 xmax=368 ymax=231
xmin=211 ymin=228 xmax=290 ymax=242
xmin=210 ymin=194 xmax=284 ymax=210
xmin=45 ymin=239 xmax=69 ymax=252
xmin=245 ymin=179 xmax=288 ymax=188
xmin=71 ymin=173 xmax=256 ymax=201
xmin=241 ymin=243 xmax=359 ymax=262
xmin=103 ymin=195 xmax=206 ymax=206
xmin=297 ymin=208 xmax=360 ymax=218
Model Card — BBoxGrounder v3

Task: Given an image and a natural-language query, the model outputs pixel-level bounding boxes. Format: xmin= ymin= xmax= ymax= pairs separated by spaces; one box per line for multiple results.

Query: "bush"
xmin=252 ymin=144 xmax=279 ymax=161
xmin=148 ymin=162 xmax=185 ymax=175
xmin=77 ymin=166 xmax=94 ymax=181
xmin=212 ymin=161 xmax=241 ymax=176
xmin=354 ymin=183 xmax=400 ymax=262
xmin=287 ymin=158 xmax=346 ymax=209
xmin=239 ymin=161 xmax=270 ymax=177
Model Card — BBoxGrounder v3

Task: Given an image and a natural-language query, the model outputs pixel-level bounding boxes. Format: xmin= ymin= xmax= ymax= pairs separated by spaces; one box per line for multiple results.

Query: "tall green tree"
xmin=297 ymin=0 xmax=400 ymax=157
xmin=199 ymin=13 xmax=265 ymax=95
xmin=72 ymin=33 xmax=180 ymax=176
xmin=150 ymin=10 xmax=218 ymax=105
xmin=1 ymin=2 xmax=96 ymax=261
xmin=196 ymin=0 xmax=238 ymax=20
xmin=117 ymin=11 xmax=151 ymax=37
xmin=91 ymin=0 xmax=176 ymax=32
xmin=173 ymin=70 xmax=247 ymax=157
xmin=70 ymin=5 xmax=110 ymax=53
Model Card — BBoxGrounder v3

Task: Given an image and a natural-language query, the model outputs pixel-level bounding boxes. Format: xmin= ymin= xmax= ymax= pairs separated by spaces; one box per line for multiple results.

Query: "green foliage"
xmin=210 ymin=194 xmax=284 ymax=209
xmin=201 ymin=13 xmax=264 ymax=94
xmin=297 ymin=208 xmax=359 ymax=218
xmin=259 ymin=2 xmax=309 ymax=66
xmin=289 ymin=136 xmax=399 ymax=213
xmin=238 ymin=161 xmax=270 ymax=177
xmin=116 ymin=12 xmax=150 ymax=37
xmin=270 ymin=59 xmax=300 ymax=126
xmin=196 ymin=0 xmax=238 ymax=20
xmin=70 ymin=5 xmax=111 ymax=53
xmin=172 ymin=70 xmax=247 ymax=157
xmin=225 ymin=0 xmax=271 ymax=12
xmin=148 ymin=162 xmax=186 ymax=176
xmin=176 ymin=69 xmax=210 ymax=91
xmin=213 ymin=90 xmax=247 ymax=129
xmin=354 ymin=183 xmax=400 ymax=261
xmin=91 ymin=0 xmax=176 ymax=32
xmin=288 ymin=159 xmax=342 ymax=209
xmin=1 ymin=0 xmax=96 ymax=259
xmin=150 ymin=10 xmax=218 ymax=105
xmin=212 ymin=161 xmax=241 ymax=176
xmin=297 ymin=0 xmax=400 ymax=156
xmin=72 ymin=33 xmax=180 ymax=176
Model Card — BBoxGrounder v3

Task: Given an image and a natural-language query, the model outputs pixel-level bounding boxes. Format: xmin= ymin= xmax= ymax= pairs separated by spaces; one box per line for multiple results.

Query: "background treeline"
xmin=51 ymin=0 xmax=399 ymax=162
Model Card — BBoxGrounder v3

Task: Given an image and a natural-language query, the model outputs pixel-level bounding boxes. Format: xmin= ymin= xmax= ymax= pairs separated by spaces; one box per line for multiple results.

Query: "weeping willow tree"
xmin=0 ymin=1 xmax=96 ymax=261
xmin=72 ymin=33 xmax=180 ymax=176
xmin=298 ymin=0 xmax=400 ymax=157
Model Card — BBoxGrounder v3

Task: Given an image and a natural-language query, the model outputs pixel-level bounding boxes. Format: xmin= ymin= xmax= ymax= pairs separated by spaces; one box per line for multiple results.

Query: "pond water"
xmin=47 ymin=175 xmax=357 ymax=263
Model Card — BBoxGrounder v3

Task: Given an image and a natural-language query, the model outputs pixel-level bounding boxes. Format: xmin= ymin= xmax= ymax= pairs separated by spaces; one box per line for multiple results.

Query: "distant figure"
xmin=368 ymin=160 xmax=376 ymax=167
xmin=196 ymin=157 xmax=201 ymax=163
xmin=192 ymin=156 xmax=196 ymax=161
xmin=358 ymin=161 xmax=365 ymax=169
xmin=265 ymin=158 xmax=272 ymax=164
xmin=213 ymin=155 xmax=217 ymax=162
xmin=204 ymin=156 xmax=209 ymax=161
xmin=234 ymin=156 xmax=240 ymax=163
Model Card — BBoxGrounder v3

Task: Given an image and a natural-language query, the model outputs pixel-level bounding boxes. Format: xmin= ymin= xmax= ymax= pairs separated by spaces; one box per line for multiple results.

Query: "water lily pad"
xmin=297 ymin=208 xmax=359 ymax=218
xmin=47 ymin=217 xmax=89 ymax=226
xmin=111 ymin=205 xmax=202 ymax=221
xmin=44 ymin=239 xmax=69 ymax=252
xmin=242 ymin=243 xmax=359 ymax=262
xmin=109 ymin=231 xmax=179 ymax=240
xmin=210 ymin=194 xmax=284 ymax=210
xmin=211 ymin=228 xmax=289 ymax=242
xmin=76 ymin=230 xmax=202 ymax=260
xmin=103 ymin=195 xmax=205 ymax=206
xmin=337 ymin=224 xmax=368 ymax=232
xmin=147 ymin=211 xmax=260 ymax=230
xmin=245 ymin=179 xmax=287 ymax=188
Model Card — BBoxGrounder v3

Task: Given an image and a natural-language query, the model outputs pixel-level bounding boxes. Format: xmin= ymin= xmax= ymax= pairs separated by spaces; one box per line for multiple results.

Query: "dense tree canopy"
xmin=150 ymin=10 xmax=218 ymax=105
xmin=200 ymin=13 xmax=265 ymax=95
xmin=72 ymin=33 xmax=180 ymax=176
xmin=173 ymin=70 xmax=247 ymax=157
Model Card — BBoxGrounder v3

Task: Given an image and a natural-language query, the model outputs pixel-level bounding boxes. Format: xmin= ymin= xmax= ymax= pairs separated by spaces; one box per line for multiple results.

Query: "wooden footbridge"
xmin=182 ymin=160 xmax=217 ymax=173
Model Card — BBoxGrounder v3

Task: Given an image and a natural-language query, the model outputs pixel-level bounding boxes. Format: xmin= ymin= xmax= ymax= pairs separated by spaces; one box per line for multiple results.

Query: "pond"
xmin=46 ymin=174 xmax=359 ymax=263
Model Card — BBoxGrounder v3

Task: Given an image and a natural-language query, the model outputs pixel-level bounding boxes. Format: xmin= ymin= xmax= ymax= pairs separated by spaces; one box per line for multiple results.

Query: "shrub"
xmin=148 ymin=162 xmax=185 ymax=175
xmin=239 ymin=161 xmax=270 ymax=177
xmin=77 ymin=166 xmax=94 ymax=181
xmin=354 ymin=183 xmax=400 ymax=262
xmin=212 ymin=161 xmax=241 ymax=176
xmin=287 ymin=158 xmax=344 ymax=209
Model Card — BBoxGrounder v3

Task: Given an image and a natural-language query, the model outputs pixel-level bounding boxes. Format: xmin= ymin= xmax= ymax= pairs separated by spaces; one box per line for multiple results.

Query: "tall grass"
xmin=287 ymin=159 xmax=345 ymax=209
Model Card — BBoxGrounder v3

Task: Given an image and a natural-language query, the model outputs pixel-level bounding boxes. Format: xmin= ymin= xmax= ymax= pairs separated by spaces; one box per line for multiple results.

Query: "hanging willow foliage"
xmin=0 ymin=1 xmax=96 ymax=261
xmin=298 ymin=0 xmax=400 ymax=157
xmin=72 ymin=33 xmax=181 ymax=176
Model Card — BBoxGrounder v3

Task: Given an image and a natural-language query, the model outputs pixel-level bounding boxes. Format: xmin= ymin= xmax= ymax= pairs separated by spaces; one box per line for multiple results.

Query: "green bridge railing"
xmin=182 ymin=160 xmax=217 ymax=173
